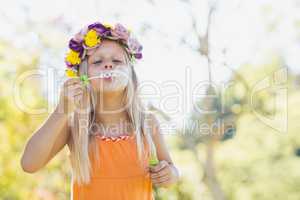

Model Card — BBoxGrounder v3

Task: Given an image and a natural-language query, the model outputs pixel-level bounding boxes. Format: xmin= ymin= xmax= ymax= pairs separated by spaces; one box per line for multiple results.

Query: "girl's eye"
xmin=93 ymin=60 xmax=102 ymax=65
xmin=113 ymin=59 xmax=122 ymax=63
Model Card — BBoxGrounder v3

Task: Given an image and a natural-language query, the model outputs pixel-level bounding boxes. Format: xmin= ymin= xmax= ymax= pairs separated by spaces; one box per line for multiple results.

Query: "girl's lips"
xmin=103 ymin=77 xmax=112 ymax=81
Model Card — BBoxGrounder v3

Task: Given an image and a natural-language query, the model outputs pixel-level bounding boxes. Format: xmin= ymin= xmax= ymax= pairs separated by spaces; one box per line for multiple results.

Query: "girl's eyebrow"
xmin=91 ymin=56 xmax=103 ymax=61
xmin=89 ymin=51 xmax=127 ymax=62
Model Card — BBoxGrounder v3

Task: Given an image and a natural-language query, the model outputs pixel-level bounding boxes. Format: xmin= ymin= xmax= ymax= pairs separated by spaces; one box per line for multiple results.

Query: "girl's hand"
xmin=58 ymin=78 xmax=84 ymax=115
xmin=149 ymin=160 xmax=179 ymax=188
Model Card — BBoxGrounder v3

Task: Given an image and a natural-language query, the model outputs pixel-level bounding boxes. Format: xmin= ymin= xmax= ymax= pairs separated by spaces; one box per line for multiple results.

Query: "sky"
xmin=1 ymin=0 xmax=299 ymax=130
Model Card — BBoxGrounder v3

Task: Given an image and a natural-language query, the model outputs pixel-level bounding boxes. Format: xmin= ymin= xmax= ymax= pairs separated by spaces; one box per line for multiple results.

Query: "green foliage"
xmin=0 ymin=41 xmax=71 ymax=200
xmin=155 ymin=54 xmax=300 ymax=200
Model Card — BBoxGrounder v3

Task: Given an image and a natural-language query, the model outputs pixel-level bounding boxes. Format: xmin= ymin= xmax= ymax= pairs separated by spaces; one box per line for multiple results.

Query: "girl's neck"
xmin=96 ymin=90 xmax=124 ymax=110
xmin=95 ymin=90 xmax=126 ymax=120
xmin=94 ymin=90 xmax=132 ymax=136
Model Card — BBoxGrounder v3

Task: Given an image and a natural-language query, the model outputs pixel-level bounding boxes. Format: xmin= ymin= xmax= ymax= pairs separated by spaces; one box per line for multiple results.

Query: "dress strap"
xmin=95 ymin=134 xmax=136 ymax=142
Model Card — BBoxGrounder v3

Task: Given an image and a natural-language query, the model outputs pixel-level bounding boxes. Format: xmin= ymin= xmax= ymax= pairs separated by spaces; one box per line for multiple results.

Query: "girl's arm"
xmin=21 ymin=79 xmax=83 ymax=173
xmin=20 ymin=105 xmax=70 ymax=173
xmin=148 ymin=114 xmax=180 ymax=188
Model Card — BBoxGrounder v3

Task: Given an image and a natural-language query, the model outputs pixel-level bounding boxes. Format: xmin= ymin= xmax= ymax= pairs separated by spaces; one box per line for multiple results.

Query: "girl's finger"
xmin=152 ymin=175 xmax=170 ymax=185
xmin=73 ymin=90 xmax=83 ymax=97
xmin=64 ymin=86 xmax=81 ymax=97
xmin=68 ymin=86 xmax=83 ymax=96
xmin=68 ymin=83 xmax=83 ymax=91
xmin=73 ymin=87 xmax=83 ymax=94
xmin=64 ymin=78 xmax=80 ymax=86
xmin=150 ymin=167 xmax=170 ymax=179
xmin=150 ymin=160 xmax=168 ymax=173
xmin=151 ymin=173 xmax=169 ymax=183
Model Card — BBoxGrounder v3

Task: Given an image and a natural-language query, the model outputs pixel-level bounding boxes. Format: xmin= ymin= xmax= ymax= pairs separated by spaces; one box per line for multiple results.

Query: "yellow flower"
xmin=103 ymin=23 xmax=113 ymax=29
xmin=65 ymin=69 xmax=78 ymax=78
xmin=84 ymin=29 xmax=101 ymax=47
xmin=66 ymin=50 xmax=81 ymax=65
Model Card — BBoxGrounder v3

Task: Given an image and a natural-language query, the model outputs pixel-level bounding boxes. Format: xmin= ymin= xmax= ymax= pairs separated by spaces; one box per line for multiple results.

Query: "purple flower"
xmin=88 ymin=22 xmax=110 ymax=36
xmin=111 ymin=23 xmax=130 ymax=40
xmin=134 ymin=53 xmax=142 ymax=59
xmin=127 ymin=37 xmax=143 ymax=54
xmin=68 ymin=38 xmax=84 ymax=56
xmin=65 ymin=60 xmax=74 ymax=68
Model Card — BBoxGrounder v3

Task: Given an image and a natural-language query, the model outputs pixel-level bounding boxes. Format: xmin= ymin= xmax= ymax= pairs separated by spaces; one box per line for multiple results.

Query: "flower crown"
xmin=65 ymin=22 xmax=143 ymax=78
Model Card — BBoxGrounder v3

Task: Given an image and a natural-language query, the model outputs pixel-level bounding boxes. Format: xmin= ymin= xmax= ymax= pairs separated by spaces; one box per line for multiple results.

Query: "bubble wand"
xmin=66 ymin=70 xmax=120 ymax=86
xmin=149 ymin=151 xmax=159 ymax=167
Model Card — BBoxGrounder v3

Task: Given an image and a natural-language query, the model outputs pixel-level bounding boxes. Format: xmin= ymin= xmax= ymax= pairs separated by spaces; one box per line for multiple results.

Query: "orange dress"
xmin=71 ymin=133 xmax=154 ymax=200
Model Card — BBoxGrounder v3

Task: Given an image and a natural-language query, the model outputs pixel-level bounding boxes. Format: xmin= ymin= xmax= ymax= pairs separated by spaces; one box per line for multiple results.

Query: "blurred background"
xmin=1 ymin=0 xmax=300 ymax=199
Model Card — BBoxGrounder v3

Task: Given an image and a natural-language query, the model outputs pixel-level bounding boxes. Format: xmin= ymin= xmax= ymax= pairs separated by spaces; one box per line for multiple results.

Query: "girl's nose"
xmin=104 ymin=64 xmax=113 ymax=69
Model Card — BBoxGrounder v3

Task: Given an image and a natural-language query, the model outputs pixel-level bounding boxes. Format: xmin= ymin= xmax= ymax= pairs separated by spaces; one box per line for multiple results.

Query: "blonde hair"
xmin=67 ymin=41 xmax=157 ymax=185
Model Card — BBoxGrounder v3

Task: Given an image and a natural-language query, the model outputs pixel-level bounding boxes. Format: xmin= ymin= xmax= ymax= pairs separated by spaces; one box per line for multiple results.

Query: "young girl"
xmin=21 ymin=22 xmax=180 ymax=199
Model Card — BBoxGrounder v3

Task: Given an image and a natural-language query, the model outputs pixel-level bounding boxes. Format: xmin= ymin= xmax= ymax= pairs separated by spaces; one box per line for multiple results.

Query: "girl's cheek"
xmin=88 ymin=67 xmax=100 ymax=77
xmin=90 ymin=79 xmax=104 ymax=90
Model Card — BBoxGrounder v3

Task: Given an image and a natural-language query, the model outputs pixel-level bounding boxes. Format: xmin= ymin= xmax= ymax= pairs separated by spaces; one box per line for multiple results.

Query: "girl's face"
xmin=87 ymin=39 xmax=131 ymax=92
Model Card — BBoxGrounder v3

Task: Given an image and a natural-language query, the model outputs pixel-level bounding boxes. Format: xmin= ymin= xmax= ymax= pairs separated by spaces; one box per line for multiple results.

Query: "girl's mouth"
xmin=102 ymin=72 xmax=115 ymax=81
